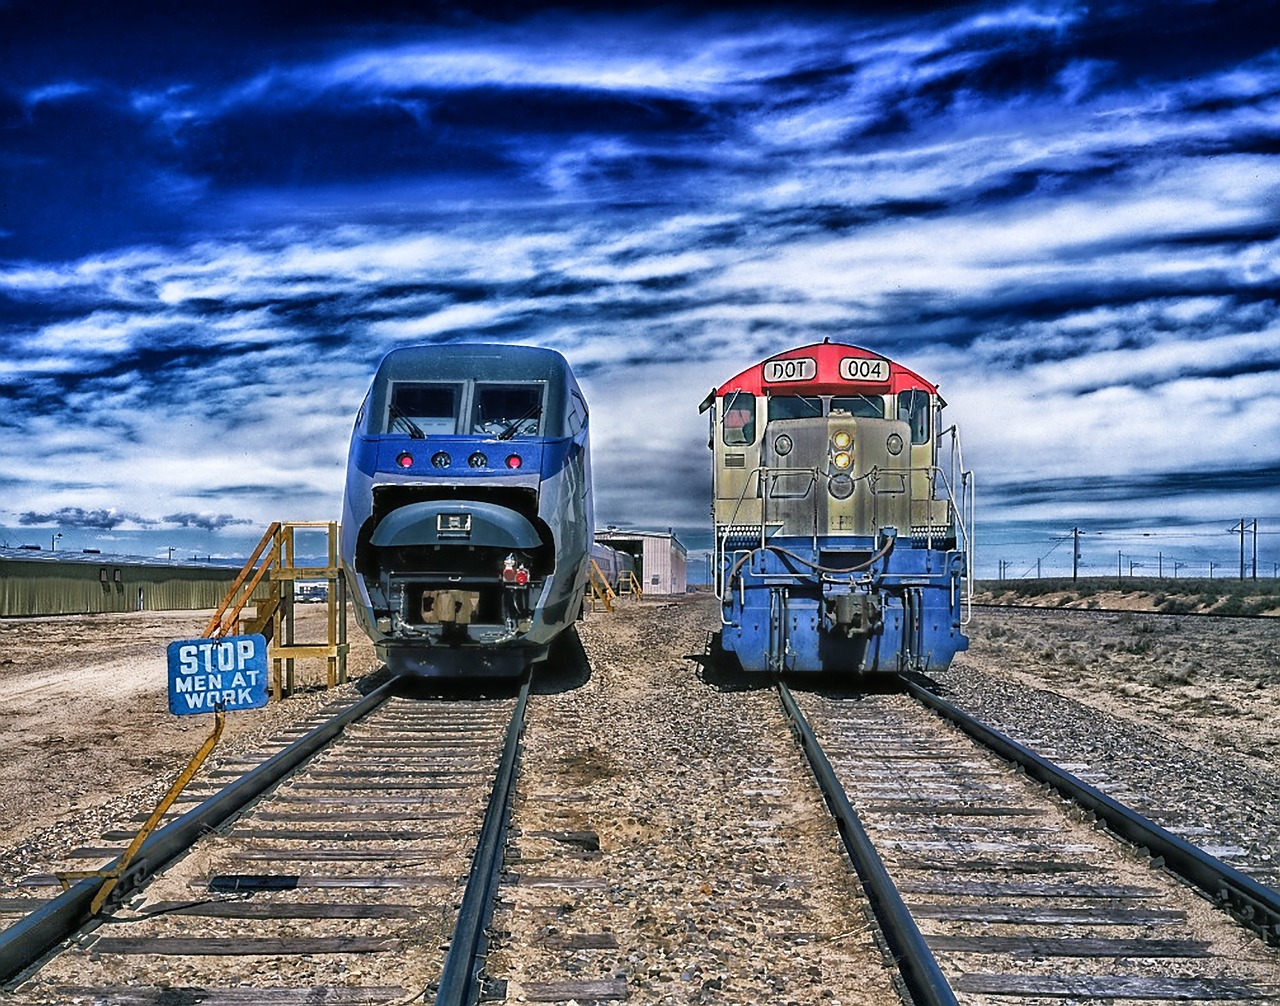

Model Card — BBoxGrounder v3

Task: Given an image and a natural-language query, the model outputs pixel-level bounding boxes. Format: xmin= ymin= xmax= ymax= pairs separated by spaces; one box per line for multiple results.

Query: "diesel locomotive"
xmin=340 ymin=343 xmax=592 ymax=677
xmin=702 ymin=341 xmax=972 ymax=675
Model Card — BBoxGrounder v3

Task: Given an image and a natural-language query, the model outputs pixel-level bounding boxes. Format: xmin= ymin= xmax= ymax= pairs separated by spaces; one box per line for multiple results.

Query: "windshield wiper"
xmin=497 ymin=402 xmax=542 ymax=441
xmin=389 ymin=404 xmax=426 ymax=439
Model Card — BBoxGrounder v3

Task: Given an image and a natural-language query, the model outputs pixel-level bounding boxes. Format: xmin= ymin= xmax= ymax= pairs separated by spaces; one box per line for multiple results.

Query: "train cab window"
xmin=767 ymin=395 xmax=822 ymax=420
xmin=831 ymin=394 xmax=885 ymax=418
xmin=721 ymin=391 xmax=756 ymax=446
xmin=388 ymin=383 xmax=459 ymax=436
xmin=897 ymin=389 xmax=931 ymax=444
xmin=473 ymin=384 xmax=544 ymax=439
xmin=566 ymin=390 xmax=588 ymax=436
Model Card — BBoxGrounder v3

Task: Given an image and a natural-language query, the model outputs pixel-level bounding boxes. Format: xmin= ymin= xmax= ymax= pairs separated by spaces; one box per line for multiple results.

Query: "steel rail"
xmin=0 ymin=679 xmax=397 ymax=987
xmin=901 ymin=676 xmax=1280 ymax=945
xmin=433 ymin=675 xmax=531 ymax=1006
xmin=776 ymin=681 xmax=958 ymax=1006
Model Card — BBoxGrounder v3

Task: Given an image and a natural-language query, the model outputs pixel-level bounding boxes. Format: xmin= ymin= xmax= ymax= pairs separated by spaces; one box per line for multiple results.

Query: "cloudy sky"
xmin=2 ymin=1 xmax=1277 ymax=580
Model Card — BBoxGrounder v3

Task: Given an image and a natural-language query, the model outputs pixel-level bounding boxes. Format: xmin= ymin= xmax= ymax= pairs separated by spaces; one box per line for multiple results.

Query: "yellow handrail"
xmin=201 ymin=522 xmax=281 ymax=638
xmin=588 ymin=559 xmax=616 ymax=612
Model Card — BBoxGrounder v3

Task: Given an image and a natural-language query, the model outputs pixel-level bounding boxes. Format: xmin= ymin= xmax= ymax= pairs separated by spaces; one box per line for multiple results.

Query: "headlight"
xmin=886 ymin=433 xmax=903 ymax=456
xmin=833 ymin=451 xmax=852 ymax=470
xmin=774 ymin=434 xmax=793 ymax=456
xmin=829 ymin=474 xmax=854 ymax=499
xmin=832 ymin=430 xmax=852 ymax=449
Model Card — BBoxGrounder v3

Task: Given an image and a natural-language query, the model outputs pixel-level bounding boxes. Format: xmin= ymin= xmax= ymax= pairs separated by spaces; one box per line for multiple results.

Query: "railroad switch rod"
xmin=56 ymin=707 xmax=226 ymax=914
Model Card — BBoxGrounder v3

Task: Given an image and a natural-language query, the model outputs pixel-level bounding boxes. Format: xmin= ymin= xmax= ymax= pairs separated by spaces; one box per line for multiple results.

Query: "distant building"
xmin=0 ymin=547 xmax=239 ymax=617
xmin=594 ymin=528 xmax=687 ymax=596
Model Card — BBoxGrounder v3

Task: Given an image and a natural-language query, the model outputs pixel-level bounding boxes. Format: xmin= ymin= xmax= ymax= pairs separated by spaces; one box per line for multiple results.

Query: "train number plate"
xmin=763 ymin=357 xmax=816 ymax=383
xmin=839 ymin=357 xmax=890 ymax=382
xmin=437 ymin=513 xmax=472 ymax=538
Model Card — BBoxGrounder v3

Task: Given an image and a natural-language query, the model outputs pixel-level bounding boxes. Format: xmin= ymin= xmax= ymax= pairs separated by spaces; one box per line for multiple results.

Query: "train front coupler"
xmin=822 ymin=590 xmax=884 ymax=639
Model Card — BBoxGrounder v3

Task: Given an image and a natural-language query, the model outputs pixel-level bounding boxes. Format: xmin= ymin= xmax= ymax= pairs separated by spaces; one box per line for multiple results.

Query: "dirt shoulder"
xmin=973 ymin=577 xmax=1280 ymax=616
xmin=952 ymin=605 xmax=1280 ymax=774
xmin=0 ymin=606 xmax=380 ymax=848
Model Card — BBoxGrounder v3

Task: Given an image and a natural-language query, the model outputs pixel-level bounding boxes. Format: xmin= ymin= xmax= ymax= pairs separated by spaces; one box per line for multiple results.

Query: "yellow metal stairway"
xmin=204 ymin=521 xmax=348 ymax=701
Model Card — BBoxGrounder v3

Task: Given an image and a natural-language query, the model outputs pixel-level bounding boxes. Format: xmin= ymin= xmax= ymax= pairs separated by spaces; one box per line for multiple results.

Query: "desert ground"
xmin=0 ymin=605 xmax=381 ymax=853
xmin=0 ymin=586 xmax=1276 ymax=889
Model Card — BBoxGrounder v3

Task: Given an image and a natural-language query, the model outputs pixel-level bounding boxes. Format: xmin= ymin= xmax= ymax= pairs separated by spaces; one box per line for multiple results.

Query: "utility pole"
xmin=1173 ymin=561 xmax=1186 ymax=578
xmin=1252 ymin=519 xmax=1258 ymax=580
xmin=1072 ymin=526 xmax=1082 ymax=581
xmin=1158 ymin=551 xmax=1164 ymax=578
xmin=1233 ymin=517 xmax=1247 ymax=579
xmin=1209 ymin=561 xmax=1219 ymax=579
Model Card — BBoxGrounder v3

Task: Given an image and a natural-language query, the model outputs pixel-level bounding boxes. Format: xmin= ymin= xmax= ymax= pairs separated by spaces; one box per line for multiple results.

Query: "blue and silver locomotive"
xmin=702 ymin=341 xmax=973 ymax=675
xmin=340 ymin=343 xmax=592 ymax=677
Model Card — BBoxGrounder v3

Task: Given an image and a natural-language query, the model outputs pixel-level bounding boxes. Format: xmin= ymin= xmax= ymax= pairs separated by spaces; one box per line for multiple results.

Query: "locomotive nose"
xmin=370 ymin=500 xmax=541 ymax=550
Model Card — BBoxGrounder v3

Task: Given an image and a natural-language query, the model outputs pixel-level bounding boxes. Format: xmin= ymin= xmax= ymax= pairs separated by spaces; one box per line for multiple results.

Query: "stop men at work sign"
xmin=167 ymin=634 xmax=269 ymax=714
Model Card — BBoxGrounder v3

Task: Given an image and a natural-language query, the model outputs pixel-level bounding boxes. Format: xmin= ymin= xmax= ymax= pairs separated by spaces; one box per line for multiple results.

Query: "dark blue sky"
xmin=2 ymin=1 xmax=1277 ymax=578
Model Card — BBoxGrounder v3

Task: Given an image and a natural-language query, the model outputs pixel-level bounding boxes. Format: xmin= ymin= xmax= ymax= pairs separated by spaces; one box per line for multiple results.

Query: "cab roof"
xmin=709 ymin=340 xmax=939 ymax=401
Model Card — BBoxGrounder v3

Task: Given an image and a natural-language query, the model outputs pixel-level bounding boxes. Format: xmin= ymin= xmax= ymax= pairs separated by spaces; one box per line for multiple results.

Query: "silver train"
xmin=339 ymin=343 xmax=592 ymax=677
xmin=590 ymin=542 xmax=637 ymax=593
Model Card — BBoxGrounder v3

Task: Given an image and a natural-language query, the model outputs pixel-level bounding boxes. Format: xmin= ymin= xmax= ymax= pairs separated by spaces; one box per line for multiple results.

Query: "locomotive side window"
xmin=767 ymin=395 xmax=822 ymax=420
xmin=566 ymin=390 xmax=588 ymax=436
xmin=388 ymin=383 xmax=460 ymax=436
xmin=831 ymin=394 xmax=885 ymax=418
xmin=721 ymin=391 xmax=756 ymax=446
xmin=897 ymin=389 xmax=931 ymax=444
xmin=473 ymin=384 xmax=544 ymax=439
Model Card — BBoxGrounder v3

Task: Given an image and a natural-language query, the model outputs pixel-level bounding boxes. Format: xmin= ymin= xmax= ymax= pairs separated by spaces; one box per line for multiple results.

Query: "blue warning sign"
xmin=167 ymin=635 xmax=269 ymax=714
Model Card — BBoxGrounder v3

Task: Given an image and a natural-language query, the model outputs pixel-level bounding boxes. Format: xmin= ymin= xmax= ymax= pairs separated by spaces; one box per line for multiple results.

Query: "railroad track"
xmin=0 ymin=677 xmax=528 ymax=1005
xmin=5 ymin=594 xmax=1278 ymax=1005
xmin=780 ymin=678 xmax=1280 ymax=1003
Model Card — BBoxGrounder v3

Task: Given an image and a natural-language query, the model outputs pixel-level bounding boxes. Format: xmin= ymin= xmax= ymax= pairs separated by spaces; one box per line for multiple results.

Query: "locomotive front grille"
xmin=910 ymin=524 xmax=955 ymax=546
xmin=719 ymin=524 xmax=764 ymax=551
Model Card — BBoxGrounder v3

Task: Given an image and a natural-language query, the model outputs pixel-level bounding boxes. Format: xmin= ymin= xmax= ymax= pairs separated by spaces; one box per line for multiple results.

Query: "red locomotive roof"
xmin=713 ymin=341 xmax=939 ymax=398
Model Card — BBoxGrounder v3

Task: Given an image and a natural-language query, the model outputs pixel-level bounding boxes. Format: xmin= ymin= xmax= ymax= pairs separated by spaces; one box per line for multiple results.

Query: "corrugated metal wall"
xmin=0 ymin=558 xmax=238 ymax=617
xmin=641 ymin=539 xmax=688 ymax=595
xmin=669 ymin=546 xmax=687 ymax=594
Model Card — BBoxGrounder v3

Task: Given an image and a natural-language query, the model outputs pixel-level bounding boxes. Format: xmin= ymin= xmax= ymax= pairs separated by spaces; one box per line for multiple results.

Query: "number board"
xmin=839 ymin=357 xmax=891 ymax=382
xmin=763 ymin=357 xmax=816 ymax=383
xmin=167 ymin=634 xmax=269 ymax=715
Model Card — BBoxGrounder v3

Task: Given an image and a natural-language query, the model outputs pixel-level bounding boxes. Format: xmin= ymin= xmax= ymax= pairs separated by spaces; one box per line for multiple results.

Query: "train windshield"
xmin=767 ymin=395 xmax=822 ymax=420
xmin=831 ymin=394 xmax=885 ymax=418
xmin=473 ymin=383 xmax=544 ymax=439
xmin=388 ymin=383 xmax=460 ymax=436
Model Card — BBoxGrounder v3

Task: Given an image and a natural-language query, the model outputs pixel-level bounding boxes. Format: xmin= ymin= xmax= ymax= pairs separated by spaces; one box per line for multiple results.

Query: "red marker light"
xmin=505 ymin=454 xmax=522 ymax=469
xmin=515 ymin=567 xmax=530 ymax=586
xmin=396 ymin=451 xmax=413 ymax=469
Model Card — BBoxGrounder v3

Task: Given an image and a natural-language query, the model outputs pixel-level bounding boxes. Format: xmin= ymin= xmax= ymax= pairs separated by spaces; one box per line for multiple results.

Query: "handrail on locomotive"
xmin=714 ymin=435 xmax=973 ymax=630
